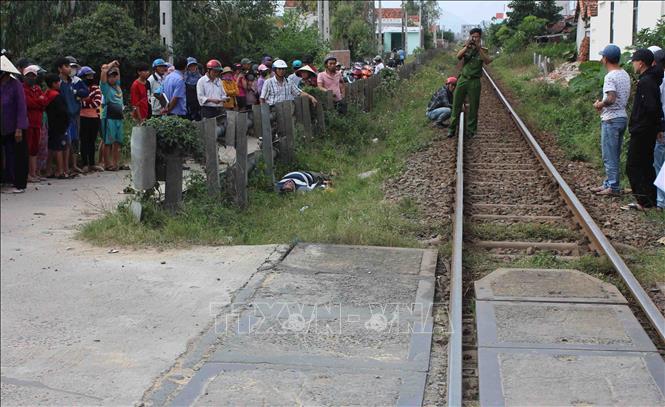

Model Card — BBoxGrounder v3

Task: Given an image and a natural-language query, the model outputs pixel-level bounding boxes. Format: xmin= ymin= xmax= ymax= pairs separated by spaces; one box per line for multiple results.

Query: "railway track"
xmin=445 ymin=69 xmax=665 ymax=406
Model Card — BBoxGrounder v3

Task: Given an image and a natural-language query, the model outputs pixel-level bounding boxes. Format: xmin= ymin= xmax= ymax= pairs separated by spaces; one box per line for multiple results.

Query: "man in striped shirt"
xmin=260 ymin=59 xmax=317 ymax=107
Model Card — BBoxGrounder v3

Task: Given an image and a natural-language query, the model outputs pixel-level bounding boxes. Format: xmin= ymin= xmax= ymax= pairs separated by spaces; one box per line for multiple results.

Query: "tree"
xmin=632 ymin=18 xmax=665 ymax=49
xmin=506 ymin=0 xmax=562 ymax=29
xmin=172 ymin=0 xmax=277 ymax=64
xmin=440 ymin=30 xmax=455 ymax=42
xmin=331 ymin=2 xmax=375 ymax=60
xmin=517 ymin=15 xmax=548 ymax=39
xmin=534 ymin=0 xmax=562 ymax=23
xmin=26 ymin=3 xmax=164 ymax=88
xmin=506 ymin=0 xmax=537 ymax=28
xmin=263 ymin=10 xmax=328 ymax=66
xmin=1 ymin=1 xmax=159 ymax=57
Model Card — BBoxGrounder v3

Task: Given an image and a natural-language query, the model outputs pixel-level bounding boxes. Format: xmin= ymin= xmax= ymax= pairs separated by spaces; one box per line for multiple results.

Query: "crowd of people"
xmin=593 ymin=44 xmax=664 ymax=211
xmin=0 ymin=50 xmax=395 ymax=194
xmin=425 ymin=27 xmax=665 ymax=212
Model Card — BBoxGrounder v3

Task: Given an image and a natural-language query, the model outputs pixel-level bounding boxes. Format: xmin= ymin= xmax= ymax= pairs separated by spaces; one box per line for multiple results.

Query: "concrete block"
xmin=282 ymin=243 xmax=424 ymax=276
xmin=477 ymin=301 xmax=656 ymax=352
xmin=475 ymin=268 xmax=626 ymax=304
xmin=479 ymin=348 xmax=665 ymax=407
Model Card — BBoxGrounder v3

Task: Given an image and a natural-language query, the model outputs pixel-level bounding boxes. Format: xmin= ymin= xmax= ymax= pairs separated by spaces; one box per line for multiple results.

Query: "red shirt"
xmin=130 ymin=79 xmax=149 ymax=120
xmin=23 ymin=83 xmax=48 ymax=128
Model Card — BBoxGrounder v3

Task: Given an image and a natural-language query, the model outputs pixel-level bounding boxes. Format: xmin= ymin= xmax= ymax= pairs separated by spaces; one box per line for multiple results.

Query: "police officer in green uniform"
xmin=448 ymin=27 xmax=492 ymax=138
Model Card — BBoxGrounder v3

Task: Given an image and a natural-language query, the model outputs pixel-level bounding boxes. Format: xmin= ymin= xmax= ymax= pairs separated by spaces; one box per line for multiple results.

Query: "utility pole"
xmin=323 ymin=0 xmax=330 ymax=42
xmin=159 ymin=0 xmax=173 ymax=63
xmin=377 ymin=0 xmax=383 ymax=54
xmin=401 ymin=0 xmax=406 ymax=54
xmin=318 ymin=0 xmax=330 ymax=43
xmin=419 ymin=1 xmax=423 ymax=49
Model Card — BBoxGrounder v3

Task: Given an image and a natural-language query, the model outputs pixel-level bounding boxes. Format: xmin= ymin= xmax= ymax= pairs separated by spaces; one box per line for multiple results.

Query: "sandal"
xmin=118 ymin=164 xmax=130 ymax=170
xmin=620 ymin=202 xmax=645 ymax=211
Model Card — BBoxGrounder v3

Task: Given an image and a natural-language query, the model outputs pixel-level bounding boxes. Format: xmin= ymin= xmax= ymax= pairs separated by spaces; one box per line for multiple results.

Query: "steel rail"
xmin=447 ymin=111 xmax=465 ymax=407
xmin=483 ymin=68 xmax=665 ymax=342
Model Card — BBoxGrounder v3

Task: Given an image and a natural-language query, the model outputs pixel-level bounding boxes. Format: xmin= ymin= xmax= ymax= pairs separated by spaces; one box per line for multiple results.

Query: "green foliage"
xmin=261 ymin=10 xmax=328 ymax=67
xmin=377 ymin=68 xmax=399 ymax=97
xmin=632 ymin=18 xmax=665 ymax=49
xmin=143 ymin=116 xmax=201 ymax=156
xmin=331 ymin=2 xmax=375 ymax=61
xmin=568 ymin=61 xmax=605 ymax=97
xmin=1 ymin=0 xmax=159 ymax=57
xmin=440 ymin=30 xmax=455 ymax=42
xmin=25 ymin=3 xmax=164 ymax=85
xmin=504 ymin=31 xmax=528 ymax=52
xmin=506 ymin=0 xmax=562 ymax=28
xmin=537 ymin=41 xmax=576 ymax=61
xmin=172 ymin=0 xmax=277 ymax=63
xmin=517 ymin=16 xmax=548 ymax=39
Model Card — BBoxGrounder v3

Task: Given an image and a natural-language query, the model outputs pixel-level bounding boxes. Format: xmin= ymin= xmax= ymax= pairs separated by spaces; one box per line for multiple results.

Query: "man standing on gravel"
xmin=448 ymin=28 xmax=491 ymax=139
xmin=623 ymin=49 xmax=664 ymax=210
xmin=592 ymin=44 xmax=631 ymax=196
xmin=652 ymin=48 xmax=665 ymax=211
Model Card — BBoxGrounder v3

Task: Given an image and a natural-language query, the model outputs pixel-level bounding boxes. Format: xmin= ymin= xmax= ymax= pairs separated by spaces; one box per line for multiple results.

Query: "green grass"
xmin=465 ymin=248 xmax=664 ymax=288
xmin=467 ymin=222 xmax=579 ymax=242
xmin=79 ymin=53 xmax=458 ymax=248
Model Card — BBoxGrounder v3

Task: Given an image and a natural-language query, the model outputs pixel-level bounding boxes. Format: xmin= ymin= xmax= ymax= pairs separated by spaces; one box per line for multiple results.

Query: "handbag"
xmin=106 ymin=102 xmax=124 ymax=120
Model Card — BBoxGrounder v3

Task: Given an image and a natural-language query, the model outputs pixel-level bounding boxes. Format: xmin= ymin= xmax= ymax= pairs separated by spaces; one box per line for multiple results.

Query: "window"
xmin=162 ymin=12 xmax=166 ymax=25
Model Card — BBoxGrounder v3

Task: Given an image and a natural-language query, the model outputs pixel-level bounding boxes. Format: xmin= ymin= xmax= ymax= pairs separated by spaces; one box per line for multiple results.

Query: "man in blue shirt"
xmin=162 ymin=57 xmax=187 ymax=118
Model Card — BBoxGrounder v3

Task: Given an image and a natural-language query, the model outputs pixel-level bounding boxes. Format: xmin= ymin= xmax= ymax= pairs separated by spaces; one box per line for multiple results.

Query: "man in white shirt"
xmin=592 ymin=44 xmax=631 ymax=196
xmin=374 ymin=56 xmax=385 ymax=75
xmin=196 ymin=59 xmax=228 ymax=118
xmin=147 ymin=58 xmax=168 ymax=117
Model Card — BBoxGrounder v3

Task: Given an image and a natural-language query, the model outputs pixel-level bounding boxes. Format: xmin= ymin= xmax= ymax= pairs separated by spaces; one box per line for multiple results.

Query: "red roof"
xmin=378 ymin=8 xmax=419 ymax=22
xmin=284 ymin=0 xmax=298 ymax=8
xmin=495 ymin=12 xmax=504 ymax=19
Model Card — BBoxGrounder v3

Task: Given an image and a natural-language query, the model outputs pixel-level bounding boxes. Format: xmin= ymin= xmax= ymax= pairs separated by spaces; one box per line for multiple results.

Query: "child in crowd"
xmin=22 ymin=65 xmax=48 ymax=182
xmin=79 ymin=66 xmax=103 ymax=172
xmin=100 ymin=60 xmax=124 ymax=171
xmin=44 ymin=73 xmax=69 ymax=178
xmin=130 ymin=63 xmax=150 ymax=123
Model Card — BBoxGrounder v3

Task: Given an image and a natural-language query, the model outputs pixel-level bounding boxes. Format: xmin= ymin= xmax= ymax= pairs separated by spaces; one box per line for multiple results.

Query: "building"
xmin=283 ymin=0 xmax=317 ymax=27
xmin=459 ymin=24 xmax=480 ymax=40
xmin=576 ymin=0 xmax=665 ymax=61
xmin=376 ymin=8 xmax=421 ymax=55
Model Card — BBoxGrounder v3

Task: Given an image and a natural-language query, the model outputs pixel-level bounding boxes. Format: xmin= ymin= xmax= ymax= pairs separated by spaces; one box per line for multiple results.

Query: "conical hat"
xmin=0 ymin=55 xmax=20 ymax=74
xmin=296 ymin=65 xmax=316 ymax=76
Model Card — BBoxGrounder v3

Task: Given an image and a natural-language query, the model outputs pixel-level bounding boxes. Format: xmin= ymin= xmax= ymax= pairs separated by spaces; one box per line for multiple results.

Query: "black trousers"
xmin=627 ymin=131 xmax=657 ymax=207
xmin=200 ymin=106 xmax=223 ymax=119
xmin=80 ymin=117 xmax=100 ymax=167
xmin=3 ymin=132 xmax=28 ymax=189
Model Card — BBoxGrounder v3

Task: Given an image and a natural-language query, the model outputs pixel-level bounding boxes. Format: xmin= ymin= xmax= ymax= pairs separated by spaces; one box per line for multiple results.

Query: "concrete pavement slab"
xmin=476 ymin=301 xmax=656 ymax=351
xmin=474 ymin=268 xmax=627 ymax=304
xmin=478 ymin=348 xmax=665 ymax=406
xmin=166 ymin=244 xmax=438 ymax=406
xmin=1 ymin=171 xmax=277 ymax=405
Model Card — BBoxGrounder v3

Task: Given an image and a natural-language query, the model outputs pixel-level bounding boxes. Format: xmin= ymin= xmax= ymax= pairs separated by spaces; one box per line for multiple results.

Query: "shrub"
xmin=143 ymin=116 xmax=201 ymax=157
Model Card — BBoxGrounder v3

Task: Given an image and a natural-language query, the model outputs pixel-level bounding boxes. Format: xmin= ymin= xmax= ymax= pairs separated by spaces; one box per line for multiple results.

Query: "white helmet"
xmin=272 ymin=59 xmax=288 ymax=69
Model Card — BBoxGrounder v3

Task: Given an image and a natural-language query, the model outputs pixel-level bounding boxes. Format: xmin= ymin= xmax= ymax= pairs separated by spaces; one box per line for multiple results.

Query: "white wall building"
xmin=578 ymin=0 xmax=664 ymax=61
